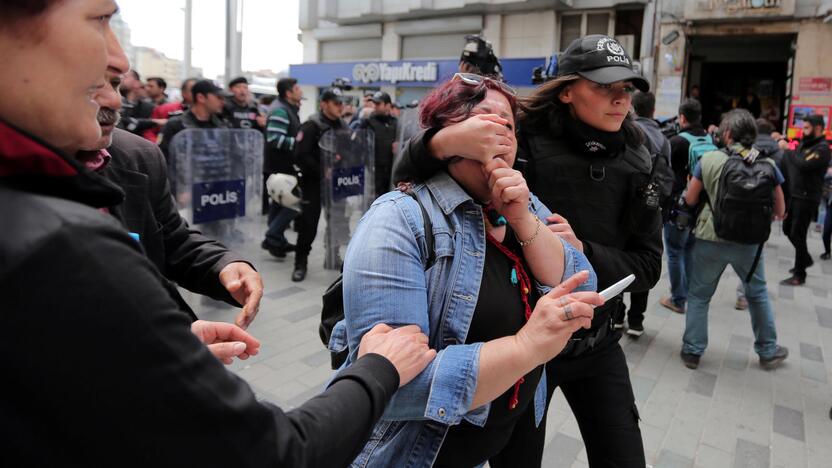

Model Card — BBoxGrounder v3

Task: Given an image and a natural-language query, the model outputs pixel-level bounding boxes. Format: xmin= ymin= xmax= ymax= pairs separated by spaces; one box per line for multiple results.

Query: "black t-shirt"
xmin=434 ymin=226 xmax=542 ymax=467
xmin=223 ymin=100 xmax=263 ymax=130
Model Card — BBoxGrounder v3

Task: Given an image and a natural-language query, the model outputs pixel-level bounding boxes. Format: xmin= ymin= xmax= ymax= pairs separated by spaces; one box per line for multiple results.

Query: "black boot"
xmin=292 ymin=259 xmax=308 ymax=282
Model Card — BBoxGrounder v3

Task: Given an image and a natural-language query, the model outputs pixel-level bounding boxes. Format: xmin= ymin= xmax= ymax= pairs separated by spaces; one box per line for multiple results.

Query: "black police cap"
xmin=558 ymin=35 xmax=649 ymax=92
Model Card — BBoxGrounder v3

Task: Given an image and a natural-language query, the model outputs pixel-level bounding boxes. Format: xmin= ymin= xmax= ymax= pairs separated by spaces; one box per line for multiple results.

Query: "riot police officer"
xmin=292 ymin=88 xmax=346 ymax=282
xmin=393 ymin=35 xmax=662 ymax=466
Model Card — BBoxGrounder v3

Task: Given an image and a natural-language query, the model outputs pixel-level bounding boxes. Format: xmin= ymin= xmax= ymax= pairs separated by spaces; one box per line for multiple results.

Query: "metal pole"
xmin=224 ymin=0 xmax=243 ymax=83
xmin=183 ymin=0 xmax=192 ymax=80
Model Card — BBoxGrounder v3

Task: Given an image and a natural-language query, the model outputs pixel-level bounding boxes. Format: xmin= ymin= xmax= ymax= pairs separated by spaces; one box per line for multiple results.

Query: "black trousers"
xmin=823 ymin=199 xmax=832 ymax=255
xmin=783 ymin=198 xmax=817 ymax=279
xmin=261 ymin=174 xmax=270 ymax=215
xmin=295 ymin=182 xmax=321 ymax=266
xmin=626 ymin=291 xmax=648 ymax=328
xmin=495 ymin=338 xmax=645 ymax=468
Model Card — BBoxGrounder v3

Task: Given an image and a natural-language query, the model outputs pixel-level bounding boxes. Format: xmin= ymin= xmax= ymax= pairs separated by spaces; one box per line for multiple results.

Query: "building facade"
xmin=292 ymin=0 xmax=653 ymax=120
xmin=653 ymin=0 xmax=832 ymax=138
xmin=292 ymin=0 xmax=831 ymax=137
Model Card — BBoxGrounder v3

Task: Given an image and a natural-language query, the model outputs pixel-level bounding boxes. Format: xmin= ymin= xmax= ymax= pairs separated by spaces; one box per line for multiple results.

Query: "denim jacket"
xmin=330 ymin=171 xmax=597 ymax=468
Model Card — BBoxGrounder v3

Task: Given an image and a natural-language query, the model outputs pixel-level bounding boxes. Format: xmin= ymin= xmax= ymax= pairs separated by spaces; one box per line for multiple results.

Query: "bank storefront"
xmin=289 ymin=57 xmax=545 ymax=110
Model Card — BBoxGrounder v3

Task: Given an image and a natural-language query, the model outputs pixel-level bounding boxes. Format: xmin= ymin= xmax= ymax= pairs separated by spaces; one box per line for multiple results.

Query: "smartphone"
xmin=598 ymin=274 xmax=636 ymax=301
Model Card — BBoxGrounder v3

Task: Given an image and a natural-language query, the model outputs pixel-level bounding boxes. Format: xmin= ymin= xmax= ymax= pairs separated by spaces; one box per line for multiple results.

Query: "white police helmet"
xmin=266 ymin=173 xmax=303 ymax=212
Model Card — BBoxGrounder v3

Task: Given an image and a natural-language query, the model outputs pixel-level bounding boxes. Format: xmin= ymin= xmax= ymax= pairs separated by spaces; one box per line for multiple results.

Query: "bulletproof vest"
xmin=181 ymin=111 xmax=230 ymax=130
xmin=366 ymin=115 xmax=397 ymax=168
xmin=525 ymin=134 xmax=653 ymax=250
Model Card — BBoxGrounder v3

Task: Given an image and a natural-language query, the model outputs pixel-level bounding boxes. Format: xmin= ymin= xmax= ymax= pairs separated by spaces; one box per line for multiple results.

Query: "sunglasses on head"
xmin=452 ymin=73 xmax=517 ymax=96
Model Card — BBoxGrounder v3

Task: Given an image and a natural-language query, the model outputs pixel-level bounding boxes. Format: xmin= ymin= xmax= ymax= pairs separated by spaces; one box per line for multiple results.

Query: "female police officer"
xmin=393 ymin=35 xmax=663 ymax=466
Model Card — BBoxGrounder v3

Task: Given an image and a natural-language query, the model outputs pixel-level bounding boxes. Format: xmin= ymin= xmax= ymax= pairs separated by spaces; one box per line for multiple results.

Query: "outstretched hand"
xmin=219 ymin=262 xmax=264 ymax=329
xmin=191 ymin=320 xmax=262 ymax=365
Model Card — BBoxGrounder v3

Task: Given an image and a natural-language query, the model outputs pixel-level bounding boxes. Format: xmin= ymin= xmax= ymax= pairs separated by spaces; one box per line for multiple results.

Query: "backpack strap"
xmin=405 ymin=189 xmax=436 ymax=269
xmin=745 ymin=243 xmax=764 ymax=284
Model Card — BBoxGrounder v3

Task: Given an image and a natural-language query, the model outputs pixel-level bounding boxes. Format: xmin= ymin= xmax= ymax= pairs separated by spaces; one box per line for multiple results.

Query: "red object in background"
xmin=142 ymin=102 xmax=184 ymax=143
xmin=798 ymin=77 xmax=832 ymax=95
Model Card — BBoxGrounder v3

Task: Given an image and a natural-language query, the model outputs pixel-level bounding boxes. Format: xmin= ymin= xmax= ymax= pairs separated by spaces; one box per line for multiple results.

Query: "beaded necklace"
xmin=483 ymin=204 xmax=533 ymax=410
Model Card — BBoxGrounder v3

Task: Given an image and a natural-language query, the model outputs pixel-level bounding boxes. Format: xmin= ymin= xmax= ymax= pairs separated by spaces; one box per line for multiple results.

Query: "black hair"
xmin=678 ymin=99 xmax=702 ymax=125
xmin=718 ymin=109 xmax=757 ymax=148
xmin=277 ymin=78 xmax=298 ymax=98
xmin=806 ymin=114 xmax=825 ymax=129
xmin=755 ymin=118 xmax=775 ymax=135
xmin=0 ymin=0 xmax=59 ymax=22
xmin=632 ymin=91 xmax=656 ymax=118
xmin=182 ymin=77 xmax=198 ymax=92
xmin=147 ymin=77 xmax=167 ymax=90
xmin=127 ymin=69 xmax=141 ymax=81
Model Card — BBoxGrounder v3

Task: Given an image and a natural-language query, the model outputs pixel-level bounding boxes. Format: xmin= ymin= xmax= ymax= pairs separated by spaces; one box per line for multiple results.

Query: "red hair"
xmin=418 ymin=77 xmax=517 ymax=129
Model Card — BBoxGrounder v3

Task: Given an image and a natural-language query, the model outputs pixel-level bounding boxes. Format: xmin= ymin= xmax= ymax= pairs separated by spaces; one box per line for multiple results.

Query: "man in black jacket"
xmin=118 ymin=69 xmax=159 ymax=136
xmin=780 ymin=114 xmax=832 ymax=285
xmin=292 ymin=88 xmax=345 ymax=282
xmin=77 ymin=68 xmax=263 ymax=327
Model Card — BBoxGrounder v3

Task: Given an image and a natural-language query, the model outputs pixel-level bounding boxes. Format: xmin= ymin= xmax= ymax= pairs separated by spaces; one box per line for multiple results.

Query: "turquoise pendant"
xmin=511 ymin=268 xmax=518 ymax=286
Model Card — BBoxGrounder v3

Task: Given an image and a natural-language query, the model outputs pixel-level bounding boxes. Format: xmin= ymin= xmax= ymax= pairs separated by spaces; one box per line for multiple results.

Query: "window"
xmin=559 ymin=15 xmax=582 ymax=51
xmin=401 ymin=33 xmax=472 ymax=60
xmin=558 ymin=11 xmax=614 ymax=50
xmin=586 ymin=13 xmax=611 ymax=36
xmin=320 ymin=38 xmax=382 ymax=63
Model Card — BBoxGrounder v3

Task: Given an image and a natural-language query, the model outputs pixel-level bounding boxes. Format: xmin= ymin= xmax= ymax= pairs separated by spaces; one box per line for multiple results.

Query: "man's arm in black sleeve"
xmin=583 ymin=211 xmax=663 ymax=292
xmin=392 ymin=128 xmax=444 ymax=183
xmin=5 ymin=221 xmax=399 ymax=467
xmin=158 ymin=119 xmax=180 ymax=161
xmin=669 ymin=136 xmax=689 ymax=194
xmin=139 ymin=141 xmax=250 ymax=305
xmin=295 ymin=120 xmax=322 ymax=177
xmin=790 ymin=144 xmax=831 ymax=172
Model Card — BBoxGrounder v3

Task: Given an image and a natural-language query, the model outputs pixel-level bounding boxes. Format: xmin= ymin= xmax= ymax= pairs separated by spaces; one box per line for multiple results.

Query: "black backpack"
xmin=706 ymin=147 xmax=777 ymax=281
xmin=649 ymin=151 xmax=675 ymax=222
xmin=319 ymin=191 xmax=436 ymax=369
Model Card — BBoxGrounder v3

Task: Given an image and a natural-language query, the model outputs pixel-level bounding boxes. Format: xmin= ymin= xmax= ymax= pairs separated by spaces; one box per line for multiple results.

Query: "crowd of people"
xmin=2 ymin=0 xmax=831 ymax=466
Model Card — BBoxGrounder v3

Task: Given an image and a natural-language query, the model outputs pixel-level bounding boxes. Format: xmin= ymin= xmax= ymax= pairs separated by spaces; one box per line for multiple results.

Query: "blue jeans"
xmin=663 ymin=222 xmax=695 ymax=308
xmin=264 ymin=202 xmax=299 ymax=248
xmin=683 ymin=239 xmax=778 ymax=359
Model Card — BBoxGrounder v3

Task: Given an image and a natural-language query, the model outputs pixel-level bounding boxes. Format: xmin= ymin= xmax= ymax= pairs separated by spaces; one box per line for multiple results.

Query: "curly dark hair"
xmin=518 ymin=75 xmax=644 ymax=148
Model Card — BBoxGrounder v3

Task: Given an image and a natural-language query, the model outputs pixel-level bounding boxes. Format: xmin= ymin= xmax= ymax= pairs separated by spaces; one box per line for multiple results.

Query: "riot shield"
xmin=168 ymin=128 xmax=265 ymax=247
xmin=394 ymin=107 xmax=421 ymax=174
xmin=320 ymin=127 xmax=375 ymax=270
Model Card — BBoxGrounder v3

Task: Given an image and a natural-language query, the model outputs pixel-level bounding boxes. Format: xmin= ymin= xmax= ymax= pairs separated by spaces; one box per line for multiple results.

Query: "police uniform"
xmin=292 ymin=88 xmax=346 ymax=281
xmin=352 ymin=91 xmax=398 ymax=198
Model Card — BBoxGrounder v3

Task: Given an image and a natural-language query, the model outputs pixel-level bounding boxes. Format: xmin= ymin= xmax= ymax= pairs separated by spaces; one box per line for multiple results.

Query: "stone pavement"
xmin=189 ymin=218 xmax=832 ymax=468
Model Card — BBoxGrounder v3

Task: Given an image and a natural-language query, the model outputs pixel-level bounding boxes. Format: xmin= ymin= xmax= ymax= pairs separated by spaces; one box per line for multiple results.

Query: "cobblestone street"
xmin=190 ymin=218 xmax=832 ymax=468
